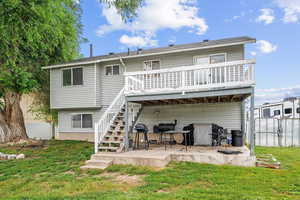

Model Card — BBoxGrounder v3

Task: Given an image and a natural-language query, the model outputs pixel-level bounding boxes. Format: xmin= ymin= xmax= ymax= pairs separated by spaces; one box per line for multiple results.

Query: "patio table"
xmin=163 ymin=130 xmax=191 ymax=151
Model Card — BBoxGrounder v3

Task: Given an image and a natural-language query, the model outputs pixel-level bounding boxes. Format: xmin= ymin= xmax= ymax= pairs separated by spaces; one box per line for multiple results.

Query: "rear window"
xmin=274 ymin=110 xmax=281 ymax=116
xmin=263 ymin=108 xmax=271 ymax=118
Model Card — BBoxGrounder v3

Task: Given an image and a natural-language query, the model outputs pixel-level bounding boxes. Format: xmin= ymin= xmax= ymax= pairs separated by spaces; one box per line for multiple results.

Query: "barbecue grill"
xmin=154 ymin=120 xmax=177 ymax=132
xmin=153 ymin=120 xmax=177 ymax=144
xmin=134 ymin=123 xmax=149 ymax=150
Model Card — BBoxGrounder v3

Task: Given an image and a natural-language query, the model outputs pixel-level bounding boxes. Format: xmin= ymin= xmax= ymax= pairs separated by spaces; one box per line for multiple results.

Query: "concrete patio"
xmin=81 ymin=145 xmax=256 ymax=170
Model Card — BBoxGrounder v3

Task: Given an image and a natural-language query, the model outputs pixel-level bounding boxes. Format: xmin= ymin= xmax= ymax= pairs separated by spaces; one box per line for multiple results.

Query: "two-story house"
xmin=43 ymin=36 xmax=256 ymax=164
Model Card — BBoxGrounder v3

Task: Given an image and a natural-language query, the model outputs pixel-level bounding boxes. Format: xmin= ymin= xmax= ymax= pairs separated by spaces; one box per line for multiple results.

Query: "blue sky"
xmin=78 ymin=0 xmax=300 ymax=104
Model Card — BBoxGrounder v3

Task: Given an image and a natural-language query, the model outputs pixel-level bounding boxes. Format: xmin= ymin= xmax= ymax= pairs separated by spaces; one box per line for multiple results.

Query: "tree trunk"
xmin=0 ymin=91 xmax=28 ymax=143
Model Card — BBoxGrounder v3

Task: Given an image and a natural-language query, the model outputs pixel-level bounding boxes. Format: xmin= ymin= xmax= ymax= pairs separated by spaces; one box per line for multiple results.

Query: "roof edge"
xmin=42 ymin=38 xmax=256 ymax=70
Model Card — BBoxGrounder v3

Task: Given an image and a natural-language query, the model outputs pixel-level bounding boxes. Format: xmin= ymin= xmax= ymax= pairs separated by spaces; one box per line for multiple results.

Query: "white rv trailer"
xmin=254 ymin=97 xmax=300 ymax=119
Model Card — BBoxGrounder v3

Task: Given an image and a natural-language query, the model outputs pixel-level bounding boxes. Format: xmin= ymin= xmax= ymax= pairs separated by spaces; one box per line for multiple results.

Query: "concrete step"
xmin=80 ymin=159 xmax=113 ymax=170
xmin=85 ymin=159 xmax=112 ymax=166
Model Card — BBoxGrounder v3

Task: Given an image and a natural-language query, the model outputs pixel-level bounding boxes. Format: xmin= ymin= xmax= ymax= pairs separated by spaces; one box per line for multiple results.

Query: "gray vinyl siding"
xmin=97 ymin=45 xmax=244 ymax=105
xmin=50 ymin=64 xmax=97 ymax=109
xmin=95 ymin=64 xmax=101 ymax=107
xmin=137 ymin=102 xmax=242 ymax=132
xmin=99 ymin=61 xmax=125 ymax=107
xmin=50 ymin=44 xmax=244 ymax=110
xmin=58 ymin=109 xmax=103 ymax=133
xmin=124 ymin=45 xmax=244 ymax=72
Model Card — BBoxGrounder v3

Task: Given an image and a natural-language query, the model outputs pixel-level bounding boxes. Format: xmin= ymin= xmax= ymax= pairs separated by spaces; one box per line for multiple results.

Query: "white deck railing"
xmin=124 ymin=59 xmax=255 ymax=95
xmin=95 ymin=88 xmax=125 ymax=153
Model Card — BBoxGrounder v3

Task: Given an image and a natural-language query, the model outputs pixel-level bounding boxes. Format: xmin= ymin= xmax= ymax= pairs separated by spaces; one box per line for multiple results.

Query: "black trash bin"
xmin=231 ymin=130 xmax=243 ymax=147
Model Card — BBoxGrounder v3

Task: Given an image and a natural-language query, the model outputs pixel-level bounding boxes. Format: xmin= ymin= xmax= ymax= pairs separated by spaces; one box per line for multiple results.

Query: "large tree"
xmin=0 ymin=0 xmax=143 ymax=143
xmin=0 ymin=0 xmax=82 ymax=143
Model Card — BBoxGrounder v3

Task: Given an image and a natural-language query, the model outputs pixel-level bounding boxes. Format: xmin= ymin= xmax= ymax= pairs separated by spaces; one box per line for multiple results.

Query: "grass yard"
xmin=0 ymin=140 xmax=300 ymax=200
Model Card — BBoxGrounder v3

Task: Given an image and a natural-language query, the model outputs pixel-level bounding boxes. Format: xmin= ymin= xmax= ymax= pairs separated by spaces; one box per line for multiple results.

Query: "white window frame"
xmin=71 ymin=113 xmax=93 ymax=129
xmin=143 ymin=59 xmax=161 ymax=71
xmin=62 ymin=67 xmax=83 ymax=87
xmin=193 ymin=53 xmax=227 ymax=67
xmin=105 ymin=64 xmax=121 ymax=76
xmin=209 ymin=53 xmax=227 ymax=64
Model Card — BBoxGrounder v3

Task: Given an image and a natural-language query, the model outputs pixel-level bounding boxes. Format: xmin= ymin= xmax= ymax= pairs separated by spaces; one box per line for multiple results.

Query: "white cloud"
xmin=256 ymin=8 xmax=275 ymax=24
xmin=275 ymin=0 xmax=300 ymax=23
xmin=225 ymin=11 xmax=246 ymax=22
xmin=119 ymin=35 xmax=157 ymax=47
xmin=97 ymin=0 xmax=208 ymax=47
xmin=250 ymin=51 xmax=257 ymax=56
xmin=257 ymin=40 xmax=277 ymax=54
xmin=256 ymin=85 xmax=300 ymax=105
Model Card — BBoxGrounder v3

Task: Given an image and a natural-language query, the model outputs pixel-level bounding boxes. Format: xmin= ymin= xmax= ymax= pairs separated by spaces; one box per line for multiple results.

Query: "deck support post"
xmin=250 ymin=87 xmax=255 ymax=156
xmin=124 ymin=99 xmax=129 ymax=151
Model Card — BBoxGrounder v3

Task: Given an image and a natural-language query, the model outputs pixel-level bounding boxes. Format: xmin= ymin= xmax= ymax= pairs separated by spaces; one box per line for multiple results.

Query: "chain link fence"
xmin=246 ymin=118 xmax=300 ymax=147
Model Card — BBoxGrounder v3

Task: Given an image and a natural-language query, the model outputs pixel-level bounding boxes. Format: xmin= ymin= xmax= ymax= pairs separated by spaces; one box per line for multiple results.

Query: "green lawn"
xmin=0 ymin=140 xmax=300 ymax=200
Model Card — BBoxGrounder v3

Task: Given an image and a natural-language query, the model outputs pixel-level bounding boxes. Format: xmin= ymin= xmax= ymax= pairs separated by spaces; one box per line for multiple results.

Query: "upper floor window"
xmin=284 ymin=108 xmax=293 ymax=114
xmin=72 ymin=114 xmax=93 ymax=128
xmin=193 ymin=53 xmax=226 ymax=65
xmin=210 ymin=54 xmax=226 ymax=64
xmin=62 ymin=67 xmax=83 ymax=86
xmin=144 ymin=60 xmax=160 ymax=71
xmin=297 ymin=107 xmax=300 ymax=114
xmin=105 ymin=64 xmax=120 ymax=76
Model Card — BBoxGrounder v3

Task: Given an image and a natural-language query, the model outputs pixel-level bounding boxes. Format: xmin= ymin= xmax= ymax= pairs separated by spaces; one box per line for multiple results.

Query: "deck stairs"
xmin=81 ymin=88 xmax=143 ymax=170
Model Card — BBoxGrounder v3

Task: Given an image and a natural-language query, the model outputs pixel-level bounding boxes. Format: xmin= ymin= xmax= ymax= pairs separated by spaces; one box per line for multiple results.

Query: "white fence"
xmin=246 ymin=118 xmax=300 ymax=147
xmin=125 ymin=59 xmax=255 ymax=95
xmin=25 ymin=122 xmax=53 ymax=140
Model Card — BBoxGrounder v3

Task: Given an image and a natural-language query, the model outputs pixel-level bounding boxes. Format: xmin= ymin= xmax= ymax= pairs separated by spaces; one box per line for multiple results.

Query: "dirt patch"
xmin=115 ymin=174 xmax=145 ymax=186
xmin=64 ymin=170 xmax=76 ymax=175
xmin=97 ymin=172 xmax=145 ymax=186
xmin=0 ymin=139 xmax=46 ymax=149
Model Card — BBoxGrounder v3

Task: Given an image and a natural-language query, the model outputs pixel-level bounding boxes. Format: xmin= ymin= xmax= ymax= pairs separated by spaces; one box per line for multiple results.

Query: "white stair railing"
xmin=95 ymin=87 xmax=125 ymax=153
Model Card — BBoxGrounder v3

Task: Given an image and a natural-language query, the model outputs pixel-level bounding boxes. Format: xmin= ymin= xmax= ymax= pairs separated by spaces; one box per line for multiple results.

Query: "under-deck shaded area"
xmin=123 ymin=86 xmax=255 ymax=156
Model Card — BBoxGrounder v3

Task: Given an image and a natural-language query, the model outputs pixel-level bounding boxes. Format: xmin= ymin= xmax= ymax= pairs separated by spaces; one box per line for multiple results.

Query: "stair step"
xmin=101 ymin=140 xmax=122 ymax=144
xmin=80 ymin=165 xmax=107 ymax=170
xmin=85 ymin=159 xmax=112 ymax=166
xmin=98 ymin=146 xmax=119 ymax=150
xmin=105 ymin=135 xmax=123 ymax=138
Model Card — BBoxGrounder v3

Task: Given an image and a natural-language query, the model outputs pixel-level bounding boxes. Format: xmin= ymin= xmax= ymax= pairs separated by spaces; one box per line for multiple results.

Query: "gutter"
xmin=42 ymin=39 xmax=256 ymax=70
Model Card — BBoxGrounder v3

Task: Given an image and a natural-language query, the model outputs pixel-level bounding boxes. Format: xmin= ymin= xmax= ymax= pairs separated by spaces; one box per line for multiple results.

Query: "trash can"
xmin=231 ymin=130 xmax=243 ymax=147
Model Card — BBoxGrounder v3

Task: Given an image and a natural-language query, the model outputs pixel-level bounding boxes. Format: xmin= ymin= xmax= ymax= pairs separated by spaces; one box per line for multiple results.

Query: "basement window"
xmin=62 ymin=67 xmax=83 ymax=86
xmin=72 ymin=114 xmax=93 ymax=128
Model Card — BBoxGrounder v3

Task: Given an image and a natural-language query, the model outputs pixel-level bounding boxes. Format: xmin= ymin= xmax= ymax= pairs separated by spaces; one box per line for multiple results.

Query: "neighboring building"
xmin=43 ymin=36 xmax=256 ymax=154
xmin=21 ymin=94 xmax=53 ymax=140
xmin=254 ymin=97 xmax=300 ymax=119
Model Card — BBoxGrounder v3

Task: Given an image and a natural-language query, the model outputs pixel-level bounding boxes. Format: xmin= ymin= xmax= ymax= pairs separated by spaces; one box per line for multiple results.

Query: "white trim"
xmin=42 ymin=39 xmax=256 ymax=69
xmin=104 ymin=64 xmax=121 ymax=76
